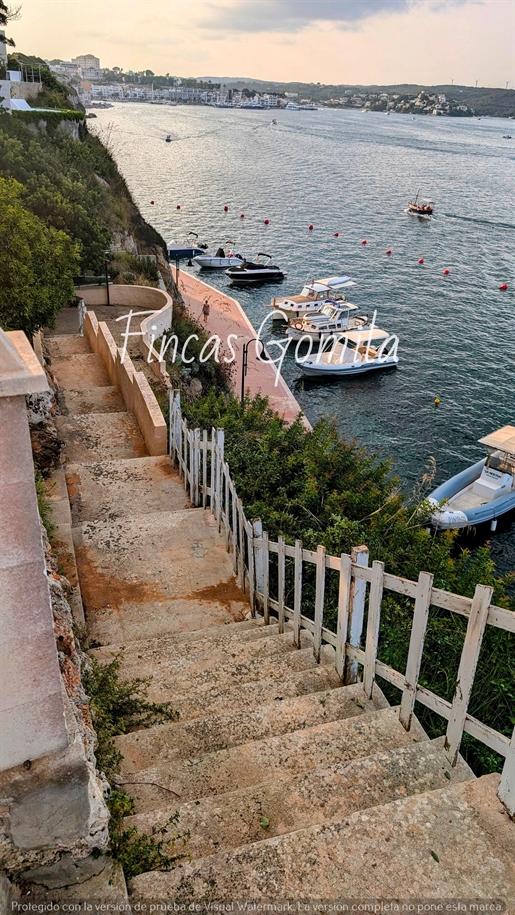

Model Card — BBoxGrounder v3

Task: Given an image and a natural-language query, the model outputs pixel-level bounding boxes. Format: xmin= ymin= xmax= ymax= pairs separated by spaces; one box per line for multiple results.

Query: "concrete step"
xmin=65 ymin=456 xmax=190 ymax=524
xmin=95 ymin=628 xmax=315 ymax=692
xmin=73 ymin=509 xmax=249 ymax=646
xmin=130 ymin=775 xmax=514 ymax=902
xmin=50 ymin=353 xmax=111 ymax=390
xmin=116 ymin=682 xmax=389 ymax=772
xmin=91 ymin=619 xmax=279 ymax=666
xmin=120 ymin=707 xmax=427 ymax=812
xmin=127 ymin=738 xmax=473 ymax=862
xmin=58 ymin=386 xmax=126 ymax=416
xmin=45 ymin=334 xmax=91 ymax=357
xmin=55 ymin=412 xmax=148 ymax=464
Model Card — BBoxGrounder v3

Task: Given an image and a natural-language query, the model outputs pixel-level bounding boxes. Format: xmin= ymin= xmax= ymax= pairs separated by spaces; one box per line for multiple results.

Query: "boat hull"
xmin=297 ymin=356 xmax=398 ymax=377
xmin=226 ymin=269 xmax=285 ymax=283
xmin=168 ymin=246 xmax=206 ymax=259
xmin=193 ymin=256 xmax=244 ymax=269
xmin=429 ymin=459 xmax=515 ymax=530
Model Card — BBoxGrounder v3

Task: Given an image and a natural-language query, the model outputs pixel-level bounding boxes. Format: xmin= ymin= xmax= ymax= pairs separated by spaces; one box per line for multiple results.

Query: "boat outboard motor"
xmin=216 ymin=247 xmax=225 ymax=258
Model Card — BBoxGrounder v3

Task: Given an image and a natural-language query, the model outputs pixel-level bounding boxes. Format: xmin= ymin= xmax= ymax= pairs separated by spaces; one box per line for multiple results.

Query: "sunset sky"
xmin=8 ymin=0 xmax=515 ymax=88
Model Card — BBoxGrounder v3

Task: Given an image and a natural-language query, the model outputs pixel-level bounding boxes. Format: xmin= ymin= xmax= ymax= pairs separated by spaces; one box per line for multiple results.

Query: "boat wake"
xmin=443 ymin=213 xmax=515 ymax=231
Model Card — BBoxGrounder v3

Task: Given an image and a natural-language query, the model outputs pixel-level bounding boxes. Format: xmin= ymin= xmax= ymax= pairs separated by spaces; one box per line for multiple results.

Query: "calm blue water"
xmin=92 ymin=104 xmax=515 ymax=573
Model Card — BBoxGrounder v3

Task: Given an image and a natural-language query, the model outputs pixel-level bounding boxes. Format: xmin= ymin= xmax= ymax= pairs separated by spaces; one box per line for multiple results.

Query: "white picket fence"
xmin=169 ymin=390 xmax=515 ymax=815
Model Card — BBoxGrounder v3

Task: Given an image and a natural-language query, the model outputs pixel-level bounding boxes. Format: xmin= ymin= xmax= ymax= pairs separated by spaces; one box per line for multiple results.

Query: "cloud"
xmin=200 ymin=0 xmax=476 ymax=33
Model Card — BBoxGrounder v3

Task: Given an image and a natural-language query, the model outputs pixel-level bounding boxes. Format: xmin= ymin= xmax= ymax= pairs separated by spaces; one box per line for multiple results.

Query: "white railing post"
xmin=293 ymin=540 xmax=303 ymax=647
xmin=192 ymin=428 xmax=200 ymax=506
xmin=498 ymin=725 xmax=515 ymax=817
xmin=444 ymin=583 xmax=493 ymax=766
xmin=224 ymin=463 xmax=231 ymax=547
xmin=344 ymin=545 xmax=370 ymax=685
xmin=209 ymin=428 xmax=216 ymax=512
xmin=252 ymin=519 xmax=264 ymax=613
xmin=399 ymin=571 xmax=434 ymax=731
xmin=169 ymin=389 xmax=175 ymax=458
xmin=237 ymin=499 xmax=245 ymax=591
xmin=277 ymin=535 xmax=286 ymax=633
xmin=363 ymin=560 xmax=385 ymax=698
xmin=215 ymin=429 xmax=224 ymax=529
xmin=231 ymin=480 xmax=238 ymax=573
xmin=248 ymin=521 xmax=256 ymax=616
xmin=201 ymin=429 xmax=208 ymax=507
xmin=262 ymin=531 xmax=270 ymax=624
xmin=313 ymin=545 xmax=326 ymax=663
xmin=335 ymin=553 xmax=352 ymax=681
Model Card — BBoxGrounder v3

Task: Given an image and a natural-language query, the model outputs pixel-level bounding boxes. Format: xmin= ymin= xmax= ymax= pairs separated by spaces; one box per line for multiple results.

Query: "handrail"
xmin=169 ymin=390 xmax=515 ymax=815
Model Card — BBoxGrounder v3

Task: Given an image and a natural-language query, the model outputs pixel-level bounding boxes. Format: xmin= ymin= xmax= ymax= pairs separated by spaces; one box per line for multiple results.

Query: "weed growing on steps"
xmin=84 ymin=653 xmax=190 ymax=879
xmin=35 ymin=471 xmax=55 ymax=540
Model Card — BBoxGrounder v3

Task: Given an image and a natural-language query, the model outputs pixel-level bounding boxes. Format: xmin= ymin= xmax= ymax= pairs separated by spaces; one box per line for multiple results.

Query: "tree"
xmin=0 ymin=178 xmax=79 ymax=337
xmin=0 ymin=1 xmax=21 ymax=48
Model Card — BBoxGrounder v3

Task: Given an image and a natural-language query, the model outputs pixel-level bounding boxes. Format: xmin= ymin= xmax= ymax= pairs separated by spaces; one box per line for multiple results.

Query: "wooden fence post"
xmin=224 ymin=463 xmax=231 ymax=548
xmin=399 ymin=571 xmax=434 ymax=730
xmin=335 ymin=553 xmax=352 ymax=681
xmin=444 ymin=583 xmax=493 ymax=766
xmin=343 ymin=545 xmax=369 ymax=685
xmin=293 ymin=540 xmax=303 ymax=648
xmin=262 ymin=531 xmax=270 ymax=624
xmin=210 ymin=427 xmax=216 ymax=512
xmin=247 ymin=521 xmax=256 ymax=616
xmin=231 ymin=481 xmax=238 ymax=573
xmin=363 ymin=560 xmax=385 ymax=698
xmin=237 ymin=499 xmax=246 ymax=591
xmin=192 ymin=429 xmax=200 ymax=506
xmin=252 ymin=519 xmax=264 ymax=613
xmin=498 ymin=725 xmax=515 ymax=817
xmin=215 ymin=429 xmax=224 ymax=529
xmin=313 ymin=545 xmax=326 ymax=663
xmin=277 ymin=535 xmax=286 ymax=633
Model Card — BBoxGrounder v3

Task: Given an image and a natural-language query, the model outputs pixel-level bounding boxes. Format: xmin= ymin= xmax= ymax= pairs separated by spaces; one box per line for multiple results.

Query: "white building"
xmin=72 ymin=53 xmax=100 ymax=70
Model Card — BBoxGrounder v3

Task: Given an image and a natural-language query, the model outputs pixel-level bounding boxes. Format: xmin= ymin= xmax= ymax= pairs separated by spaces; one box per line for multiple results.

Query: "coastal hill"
xmin=199 ymin=77 xmax=515 ymax=118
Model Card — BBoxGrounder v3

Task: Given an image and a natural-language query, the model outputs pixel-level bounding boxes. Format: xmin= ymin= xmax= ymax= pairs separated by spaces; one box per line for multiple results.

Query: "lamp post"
xmin=104 ymin=251 xmax=111 ymax=307
xmin=241 ymin=337 xmax=270 ymax=405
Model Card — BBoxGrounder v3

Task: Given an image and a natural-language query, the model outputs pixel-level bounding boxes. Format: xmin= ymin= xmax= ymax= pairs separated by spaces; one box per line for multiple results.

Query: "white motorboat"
xmin=193 ymin=244 xmax=244 ymax=269
xmin=226 ymin=254 xmax=285 ymax=284
xmin=286 ymin=302 xmax=369 ymax=342
xmin=168 ymin=232 xmax=209 ymax=260
xmin=428 ymin=426 xmax=515 ymax=531
xmin=296 ymin=327 xmax=399 ymax=378
xmin=271 ymin=276 xmax=356 ymax=321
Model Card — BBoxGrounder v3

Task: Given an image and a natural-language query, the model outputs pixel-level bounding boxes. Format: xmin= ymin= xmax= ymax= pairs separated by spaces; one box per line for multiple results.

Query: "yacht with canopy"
xmin=270 ymin=276 xmax=356 ymax=321
xmin=428 ymin=426 xmax=515 ymax=531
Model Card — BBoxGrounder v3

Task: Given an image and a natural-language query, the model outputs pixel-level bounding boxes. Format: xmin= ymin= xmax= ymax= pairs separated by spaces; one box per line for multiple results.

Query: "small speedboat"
xmin=168 ymin=232 xmax=208 ymax=260
xmin=193 ymin=244 xmax=244 ymax=269
xmin=286 ymin=302 xmax=369 ymax=342
xmin=428 ymin=426 xmax=515 ymax=531
xmin=226 ymin=254 xmax=284 ymax=284
xmin=296 ymin=327 xmax=399 ymax=378
xmin=406 ymin=190 xmax=434 ymax=218
xmin=271 ymin=276 xmax=356 ymax=321
xmin=165 ymin=134 xmax=172 ymax=142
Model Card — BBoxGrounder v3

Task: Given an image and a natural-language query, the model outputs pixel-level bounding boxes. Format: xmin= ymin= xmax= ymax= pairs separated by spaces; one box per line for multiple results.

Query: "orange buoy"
xmin=334 ymin=232 xmax=339 ymax=237
xmin=309 ymin=224 xmax=314 ymax=230
xmin=240 ymin=213 xmax=245 ymax=218
xmin=264 ymin=219 xmax=269 ymax=225
xmin=500 ymin=283 xmax=508 ymax=290
xmin=443 ymin=269 xmax=450 ymax=275
xmin=362 ymin=239 xmax=367 ymax=245
xmin=386 ymin=249 xmax=392 ymax=255
xmin=418 ymin=258 xmax=424 ymax=264
xmin=224 ymin=205 xmax=229 ymax=212
xmin=176 ymin=204 xmax=180 ymax=209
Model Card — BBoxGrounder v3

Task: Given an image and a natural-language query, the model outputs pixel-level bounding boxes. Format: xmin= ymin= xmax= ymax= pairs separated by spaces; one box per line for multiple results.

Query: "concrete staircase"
xmin=45 ymin=329 xmax=515 ymax=904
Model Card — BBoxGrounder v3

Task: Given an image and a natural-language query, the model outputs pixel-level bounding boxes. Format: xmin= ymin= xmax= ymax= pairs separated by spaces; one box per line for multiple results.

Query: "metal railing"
xmin=169 ymin=390 xmax=515 ymax=815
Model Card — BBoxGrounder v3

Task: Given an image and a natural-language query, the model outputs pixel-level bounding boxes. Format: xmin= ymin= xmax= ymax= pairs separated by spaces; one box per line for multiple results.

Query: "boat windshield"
xmin=486 ymin=451 xmax=515 ymax=474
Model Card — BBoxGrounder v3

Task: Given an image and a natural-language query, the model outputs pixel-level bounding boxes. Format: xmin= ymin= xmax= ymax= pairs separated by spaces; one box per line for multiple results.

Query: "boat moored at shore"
xmin=226 ymin=254 xmax=285 ymax=284
xmin=193 ymin=244 xmax=244 ymax=269
xmin=286 ymin=302 xmax=369 ymax=342
xmin=296 ymin=327 xmax=399 ymax=378
xmin=428 ymin=426 xmax=515 ymax=531
xmin=271 ymin=276 xmax=356 ymax=320
xmin=168 ymin=232 xmax=208 ymax=260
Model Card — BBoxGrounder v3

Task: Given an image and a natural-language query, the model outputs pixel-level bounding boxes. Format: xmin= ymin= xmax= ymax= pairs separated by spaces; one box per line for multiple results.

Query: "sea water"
xmin=91 ymin=103 xmax=514 ymax=572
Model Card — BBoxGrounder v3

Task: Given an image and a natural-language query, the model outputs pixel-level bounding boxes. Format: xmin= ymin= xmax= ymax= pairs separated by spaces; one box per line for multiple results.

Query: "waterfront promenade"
xmin=172 ymin=267 xmax=308 ymax=426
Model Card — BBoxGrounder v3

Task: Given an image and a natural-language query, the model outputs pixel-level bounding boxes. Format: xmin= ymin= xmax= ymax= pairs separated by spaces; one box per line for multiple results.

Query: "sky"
xmin=7 ymin=0 xmax=515 ymax=88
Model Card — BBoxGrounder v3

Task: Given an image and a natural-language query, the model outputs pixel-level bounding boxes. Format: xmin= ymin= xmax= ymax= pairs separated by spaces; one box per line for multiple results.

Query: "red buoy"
xmin=386 ymin=249 xmax=392 ymax=255
xmin=224 ymin=205 xmax=229 ymax=212
xmin=362 ymin=239 xmax=367 ymax=245
xmin=334 ymin=232 xmax=339 ymax=237
xmin=308 ymin=224 xmax=314 ymax=230
xmin=240 ymin=213 xmax=245 ymax=218
xmin=176 ymin=204 xmax=181 ymax=210
xmin=500 ymin=283 xmax=508 ymax=291
xmin=418 ymin=258 xmax=424 ymax=264
xmin=150 ymin=200 xmax=155 ymax=205
xmin=264 ymin=218 xmax=269 ymax=225
xmin=443 ymin=269 xmax=450 ymax=275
